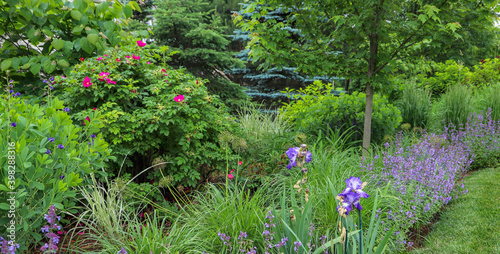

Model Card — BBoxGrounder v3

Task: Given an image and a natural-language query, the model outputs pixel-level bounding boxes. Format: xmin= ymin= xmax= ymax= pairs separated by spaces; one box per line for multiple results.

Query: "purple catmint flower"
xmin=41 ymin=205 xmax=61 ymax=253
xmin=0 ymin=237 xmax=20 ymax=254
xmin=48 ymin=137 xmax=55 ymax=142
xmin=57 ymin=144 xmax=64 ymax=149
xmin=13 ymin=92 xmax=21 ymax=97
xmin=9 ymin=90 xmax=13 ymax=94
xmin=63 ymin=108 xmax=70 ymax=112
xmin=91 ymin=134 xmax=96 ymax=138
xmin=294 ymin=241 xmax=302 ymax=252
xmin=49 ymin=86 xmax=53 ymax=90
xmin=49 ymin=77 xmax=54 ymax=82
xmin=238 ymin=231 xmax=247 ymax=240
xmin=60 ymin=175 xmax=65 ymax=180
xmin=46 ymin=149 xmax=51 ymax=154
xmin=117 ymin=247 xmax=127 ymax=254
xmin=10 ymin=123 xmax=16 ymax=127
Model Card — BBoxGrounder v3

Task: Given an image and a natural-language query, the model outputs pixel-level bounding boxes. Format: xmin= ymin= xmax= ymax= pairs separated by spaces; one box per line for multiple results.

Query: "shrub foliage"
xmin=56 ymin=41 xmax=238 ymax=186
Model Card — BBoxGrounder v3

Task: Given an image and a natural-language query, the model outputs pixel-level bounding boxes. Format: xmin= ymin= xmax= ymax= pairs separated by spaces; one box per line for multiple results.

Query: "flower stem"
xmin=358 ymin=209 xmax=363 ymax=254
xmin=225 ymin=147 xmax=228 ymax=198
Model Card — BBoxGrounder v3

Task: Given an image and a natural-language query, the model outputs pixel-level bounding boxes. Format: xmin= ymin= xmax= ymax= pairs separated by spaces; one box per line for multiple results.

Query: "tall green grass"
xmin=431 ymin=85 xmax=475 ymax=131
xmin=237 ymin=103 xmax=293 ymax=139
xmin=397 ymin=82 xmax=432 ymax=129
xmin=476 ymin=84 xmax=500 ymax=121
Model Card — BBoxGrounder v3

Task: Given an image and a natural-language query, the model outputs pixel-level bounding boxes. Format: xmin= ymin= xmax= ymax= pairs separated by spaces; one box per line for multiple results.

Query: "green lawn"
xmin=411 ymin=167 xmax=500 ymax=254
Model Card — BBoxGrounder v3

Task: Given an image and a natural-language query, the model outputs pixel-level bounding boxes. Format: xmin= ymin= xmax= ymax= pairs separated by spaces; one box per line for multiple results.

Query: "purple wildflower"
xmin=48 ymin=137 xmax=55 ymax=142
xmin=238 ymin=231 xmax=247 ymax=240
xmin=63 ymin=108 xmax=70 ymax=112
xmin=57 ymin=144 xmax=64 ymax=149
xmin=294 ymin=241 xmax=302 ymax=252
xmin=46 ymin=149 xmax=51 ymax=154
xmin=117 ymin=247 xmax=127 ymax=254
xmin=339 ymin=176 xmax=369 ymax=198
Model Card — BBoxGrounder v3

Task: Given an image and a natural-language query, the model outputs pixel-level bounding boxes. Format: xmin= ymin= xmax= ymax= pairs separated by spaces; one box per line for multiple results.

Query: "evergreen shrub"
xmin=55 ymin=40 xmax=239 ymax=187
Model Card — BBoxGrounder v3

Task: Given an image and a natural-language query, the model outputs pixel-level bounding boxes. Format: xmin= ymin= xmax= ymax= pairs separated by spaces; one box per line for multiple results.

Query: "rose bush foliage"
xmin=55 ymin=40 xmax=239 ymax=187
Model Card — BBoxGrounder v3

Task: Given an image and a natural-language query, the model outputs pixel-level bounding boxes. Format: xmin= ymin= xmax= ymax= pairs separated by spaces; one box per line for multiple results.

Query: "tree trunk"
xmin=363 ymin=31 xmax=378 ymax=157
xmin=362 ymin=83 xmax=374 ymax=157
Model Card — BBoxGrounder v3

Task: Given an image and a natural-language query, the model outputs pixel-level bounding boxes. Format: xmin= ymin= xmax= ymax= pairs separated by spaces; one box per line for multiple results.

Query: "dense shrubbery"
xmin=0 ymin=95 xmax=113 ymax=250
xmin=55 ymin=40 xmax=240 ymax=187
xmin=281 ymin=81 xmax=402 ymax=144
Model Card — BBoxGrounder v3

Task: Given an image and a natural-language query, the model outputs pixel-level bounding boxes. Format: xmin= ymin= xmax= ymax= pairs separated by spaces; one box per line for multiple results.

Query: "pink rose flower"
xmin=227 ymin=174 xmax=234 ymax=180
xmin=137 ymin=40 xmax=146 ymax=47
xmin=82 ymin=77 xmax=92 ymax=87
xmin=147 ymin=62 xmax=151 ymax=64
xmin=96 ymin=57 xmax=103 ymax=61
xmin=98 ymin=72 xmax=110 ymax=81
xmin=238 ymin=161 xmax=242 ymax=166
xmin=132 ymin=54 xmax=140 ymax=60
xmin=125 ymin=56 xmax=131 ymax=59
xmin=116 ymin=58 xmax=121 ymax=62
xmin=174 ymin=94 xmax=184 ymax=102
xmin=83 ymin=116 xmax=90 ymax=125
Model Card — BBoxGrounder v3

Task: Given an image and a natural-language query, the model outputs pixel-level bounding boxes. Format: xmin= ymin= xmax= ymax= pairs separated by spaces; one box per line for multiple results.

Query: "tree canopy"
xmin=236 ymin=0 xmax=500 ymax=153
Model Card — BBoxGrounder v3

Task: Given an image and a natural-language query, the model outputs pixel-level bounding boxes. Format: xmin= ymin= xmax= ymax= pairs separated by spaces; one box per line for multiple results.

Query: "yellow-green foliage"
xmin=420 ymin=60 xmax=470 ymax=96
xmin=281 ymin=81 xmax=402 ymax=144
xmin=466 ymin=58 xmax=500 ymax=88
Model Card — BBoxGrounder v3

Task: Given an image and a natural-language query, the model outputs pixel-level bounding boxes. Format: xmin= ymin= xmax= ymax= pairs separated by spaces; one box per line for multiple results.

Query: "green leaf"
xmin=0 ymin=203 xmax=11 ymax=210
xmin=103 ymin=21 xmax=115 ymax=31
xmin=87 ymin=34 xmax=99 ymax=45
xmin=0 ymin=184 xmax=10 ymax=192
xmin=6 ymin=0 xmax=19 ymax=7
xmin=111 ymin=3 xmax=123 ymax=18
xmin=128 ymin=1 xmax=141 ymax=11
xmin=10 ymin=57 xmax=20 ymax=69
xmin=80 ymin=37 xmax=95 ymax=54
xmin=30 ymin=63 xmax=41 ymax=75
xmin=73 ymin=0 xmax=87 ymax=12
xmin=72 ymin=24 xmax=85 ymax=34
xmin=73 ymin=38 xmax=81 ymax=52
xmin=32 ymin=182 xmax=45 ymax=190
xmin=43 ymin=60 xmax=56 ymax=73
xmin=52 ymin=39 xmax=65 ymax=50
xmin=57 ymin=59 xmax=70 ymax=68
xmin=63 ymin=41 xmax=73 ymax=54
xmin=123 ymin=5 xmax=133 ymax=19
xmin=70 ymin=10 xmax=83 ymax=21
xmin=1 ymin=60 xmax=12 ymax=71
xmin=20 ymin=7 xmax=32 ymax=21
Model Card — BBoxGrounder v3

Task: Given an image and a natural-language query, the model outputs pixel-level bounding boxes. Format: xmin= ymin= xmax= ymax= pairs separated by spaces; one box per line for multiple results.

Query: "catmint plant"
xmin=0 ymin=237 xmax=19 ymax=254
xmin=40 ymin=205 xmax=61 ymax=253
